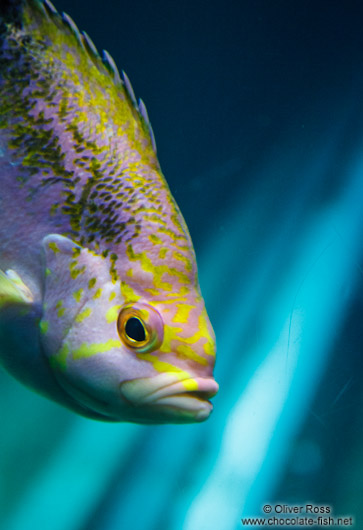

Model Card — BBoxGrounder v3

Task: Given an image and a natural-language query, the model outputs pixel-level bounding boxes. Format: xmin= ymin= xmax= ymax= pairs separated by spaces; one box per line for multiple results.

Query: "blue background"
xmin=0 ymin=1 xmax=362 ymax=528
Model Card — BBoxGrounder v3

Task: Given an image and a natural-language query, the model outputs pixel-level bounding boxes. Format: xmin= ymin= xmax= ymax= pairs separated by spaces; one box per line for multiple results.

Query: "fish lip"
xmin=152 ymin=393 xmax=214 ymax=422
xmin=147 ymin=377 xmax=219 ymax=405
xmin=120 ymin=376 xmax=219 ymax=407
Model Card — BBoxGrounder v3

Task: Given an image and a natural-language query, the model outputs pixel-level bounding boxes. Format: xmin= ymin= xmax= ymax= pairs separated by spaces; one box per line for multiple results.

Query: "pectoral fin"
xmin=0 ymin=269 xmax=34 ymax=308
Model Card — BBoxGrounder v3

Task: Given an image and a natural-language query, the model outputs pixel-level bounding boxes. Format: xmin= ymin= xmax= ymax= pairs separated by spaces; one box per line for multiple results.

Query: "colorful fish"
xmin=0 ymin=0 xmax=218 ymax=423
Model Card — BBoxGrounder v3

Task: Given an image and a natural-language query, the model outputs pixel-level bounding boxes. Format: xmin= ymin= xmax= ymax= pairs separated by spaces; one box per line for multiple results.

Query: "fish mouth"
xmin=120 ymin=373 xmax=219 ymax=422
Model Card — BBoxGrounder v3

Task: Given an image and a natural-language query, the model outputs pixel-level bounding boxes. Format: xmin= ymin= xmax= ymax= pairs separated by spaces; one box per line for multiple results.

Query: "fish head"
xmin=117 ymin=296 xmax=218 ymax=424
xmin=40 ymin=235 xmax=218 ymax=423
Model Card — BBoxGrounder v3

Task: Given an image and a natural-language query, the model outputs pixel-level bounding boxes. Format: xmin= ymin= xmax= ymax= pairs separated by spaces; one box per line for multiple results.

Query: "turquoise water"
xmin=1 ymin=1 xmax=362 ymax=529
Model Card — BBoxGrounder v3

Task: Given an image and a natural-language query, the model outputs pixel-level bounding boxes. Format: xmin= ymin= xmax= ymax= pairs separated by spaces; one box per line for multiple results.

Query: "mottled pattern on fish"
xmin=0 ymin=0 xmax=217 ymax=423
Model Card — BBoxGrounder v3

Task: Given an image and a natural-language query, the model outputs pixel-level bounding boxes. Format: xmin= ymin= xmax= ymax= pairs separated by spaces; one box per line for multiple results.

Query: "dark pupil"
xmin=125 ymin=317 xmax=146 ymax=342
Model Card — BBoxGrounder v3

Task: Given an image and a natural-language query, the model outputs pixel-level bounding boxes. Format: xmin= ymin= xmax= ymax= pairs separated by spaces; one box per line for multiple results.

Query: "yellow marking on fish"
xmin=179 ymin=286 xmax=191 ymax=296
xmin=148 ymin=296 xmax=188 ymax=305
xmin=69 ymin=260 xmax=86 ymax=279
xmin=120 ymin=281 xmax=141 ymax=302
xmin=147 ymin=215 xmax=167 ymax=227
xmin=181 ymin=378 xmax=199 ymax=391
xmin=72 ymin=339 xmax=122 ymax=359
xmin=105 ymin=304 xmax=122 ymax=323
xmin=126 ymin=245 xmax=191 ymax=291
xmin=88 ymin=278 xmax=97 ymax=289
xmin=109 ymin=291 xmax=116 ymax=302
xmin=45 ymin=268 xmax=51 ymax=277
xmin=48 ymin=241 xmax=60 ymax=253
xmin=144 ymin=287 xmax=163 ymax=296
xmin=149 ymin=234 xmax=163 ymax=245
xmin=71 ymin=246 xmax=81 ymax=258
xmin=156 ymin=227 xmax=177 ymax=240
xmin=56 ymin=300 xmax=65 ymax=318
xmin=50 ymin=342 xmax=70 ymax=371
xmin=176 ymin=344 xmax=208 ymax=366
xmin=93 ymin=288 xmax=102 ymax=300
xmin=75 ymin=307 xmax=92 ymax=323
xmin=204 ymin=340 xmax=215 ymax=356
xmin=135 ymin=353 xmax=192 ymax=378
xmin=172 ymin=251 xmax=193 ymax=272
xmin=73 ymin=288 xmax=83 ymax=303
xmin=136 ymin=206 xmax=163 ymax=215
xmin=39 ymin=320 xmax=49 ymax=334
xmin=169 ymin=311 xmax=215 ymax=356
xmin=159 ymin=324 xmax=183 ymax=354
xmin=172 ymin=303 xmax=194 ymax=324
xmin=157 ymin=227 xmax=192 ymax=253
xmin=50 ymin=204 xmax=58 ymax=215
xmin=198 ymin=310 xmax=215 ymax=356
xmin=159 ymin=248 xmax=168 ymax=259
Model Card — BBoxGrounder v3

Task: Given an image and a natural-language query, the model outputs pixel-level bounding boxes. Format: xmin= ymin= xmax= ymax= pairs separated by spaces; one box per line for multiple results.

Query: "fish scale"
xmin=0 ymin=0 xmax=218 ymax=424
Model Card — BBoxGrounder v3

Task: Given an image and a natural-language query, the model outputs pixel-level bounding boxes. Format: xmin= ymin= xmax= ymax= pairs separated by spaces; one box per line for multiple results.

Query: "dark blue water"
xmin=0 ymin=1 xmax=362 ymax=529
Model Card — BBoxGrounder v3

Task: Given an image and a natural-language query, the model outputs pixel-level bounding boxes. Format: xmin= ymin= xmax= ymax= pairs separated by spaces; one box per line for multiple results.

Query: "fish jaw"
xmin=120 ymin=372 xmax=219 ymax=423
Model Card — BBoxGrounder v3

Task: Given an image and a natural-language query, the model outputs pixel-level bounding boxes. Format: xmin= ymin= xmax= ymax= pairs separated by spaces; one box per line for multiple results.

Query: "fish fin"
xmin=0 ymin=268 xmax=34 ymax=308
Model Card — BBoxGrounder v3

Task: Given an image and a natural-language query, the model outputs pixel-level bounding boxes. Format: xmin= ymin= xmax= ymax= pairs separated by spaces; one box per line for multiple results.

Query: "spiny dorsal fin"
xmin=4 ymin=0 xmax=157 ymax=154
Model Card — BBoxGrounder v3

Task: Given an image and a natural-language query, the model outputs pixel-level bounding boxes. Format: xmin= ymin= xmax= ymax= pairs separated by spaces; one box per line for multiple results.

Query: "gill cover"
xmin=40 ymin=234 xmax=130 ymax=419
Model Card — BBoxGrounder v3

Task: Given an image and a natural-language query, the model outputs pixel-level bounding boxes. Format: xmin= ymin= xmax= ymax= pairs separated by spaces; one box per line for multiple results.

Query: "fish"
xmin=0 ymin=0 xmax=218 ymax=423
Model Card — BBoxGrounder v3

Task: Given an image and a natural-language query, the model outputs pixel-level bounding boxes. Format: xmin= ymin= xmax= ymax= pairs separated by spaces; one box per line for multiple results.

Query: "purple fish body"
xmin=0 ymin=0 xmax=218 ymax=423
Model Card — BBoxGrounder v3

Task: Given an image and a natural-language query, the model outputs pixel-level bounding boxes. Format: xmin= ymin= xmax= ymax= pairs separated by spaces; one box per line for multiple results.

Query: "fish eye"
xmin=117 ymin=303 xmax=164 ymax=352
xmin=125 ymin=317 xmax=146 ymax=342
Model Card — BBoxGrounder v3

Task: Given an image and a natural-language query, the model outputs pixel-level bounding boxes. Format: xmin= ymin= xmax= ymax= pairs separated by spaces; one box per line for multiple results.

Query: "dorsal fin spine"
xmin=81 ymin=30 xmax=98 ymax=58
xmin=61 ymin=11 xmax=83 ymax=47
xmin=122 ymin=70 xmax=137 ymax=106
xmin=102 ymin=49 xmax=122 ymax=86
xmin=43 ymin=0 xmax=56 ymax=14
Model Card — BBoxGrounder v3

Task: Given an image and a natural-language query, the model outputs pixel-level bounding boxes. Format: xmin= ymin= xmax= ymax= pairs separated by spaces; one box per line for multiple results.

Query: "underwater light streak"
xmin=184 ymin=151 xmax=363 ymax=530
